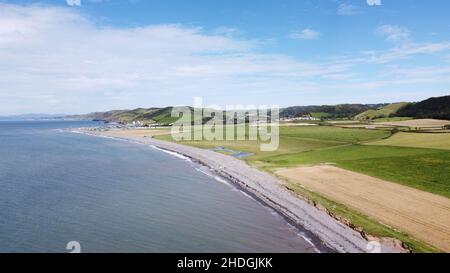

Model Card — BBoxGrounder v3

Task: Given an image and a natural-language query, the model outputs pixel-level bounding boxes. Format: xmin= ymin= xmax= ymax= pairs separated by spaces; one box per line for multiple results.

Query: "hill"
xmin=67 ymin=107 xmax=181 ymax=125
xmin=395 ymin=95 xmax=450 ymax=120
xmin=68 ymin=95 xmax=450 ymax=124
xmin=355 ymin=102 xmax=410 ymax=121
xmin=280 ymin=104 xmax=385 ymax=119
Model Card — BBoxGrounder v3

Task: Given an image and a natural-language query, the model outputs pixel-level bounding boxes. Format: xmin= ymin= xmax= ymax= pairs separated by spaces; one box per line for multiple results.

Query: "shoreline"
xmin=72 ymin=128 xmax=397 ymax=253
xmin=92 ymin=133 xmax=330 ymax=253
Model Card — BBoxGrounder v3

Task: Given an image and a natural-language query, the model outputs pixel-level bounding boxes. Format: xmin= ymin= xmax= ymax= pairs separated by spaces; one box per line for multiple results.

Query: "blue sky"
xmin=1 ymin=0 xmax=450 ymax=114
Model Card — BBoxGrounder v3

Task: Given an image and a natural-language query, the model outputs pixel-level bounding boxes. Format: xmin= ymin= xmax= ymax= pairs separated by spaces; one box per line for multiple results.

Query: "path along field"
xmin=95 ymin=128 xmax=170 ymax=138
xmin=368 ymin=132 xmax=450 ymax=150
xmin=377 ymin=118 xmax=450 ymax=128
xmin=275 ymin=165 xmax=450 ymax=252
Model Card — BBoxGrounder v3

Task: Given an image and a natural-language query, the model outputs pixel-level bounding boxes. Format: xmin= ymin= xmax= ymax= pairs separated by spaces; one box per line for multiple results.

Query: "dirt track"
xmin=276 ymin=165 xmax=450 ymax=252
xmin=378 ymin=118 xmax=450 ymax=128
xmin=99 ymin=129 xmax=170 ymax=138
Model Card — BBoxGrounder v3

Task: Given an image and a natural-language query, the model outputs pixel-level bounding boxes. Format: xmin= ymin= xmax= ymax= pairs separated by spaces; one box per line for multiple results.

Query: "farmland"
xmin=264 ymin=144 xmax=450 ymax=198
xmin=276 ymin=165 xmax=450 ymax=252
xmin=75 ymin=95 xmax=450 ymax=252
xmin=156 ymin=125 xmax=391 ymax=161
xmin=368 ymin=132 xmax=450 ymax=150
xmin=376 ymin=118 xmax=450 ymax=129
xmin=156 ymin=125 xmax=450 ymax=199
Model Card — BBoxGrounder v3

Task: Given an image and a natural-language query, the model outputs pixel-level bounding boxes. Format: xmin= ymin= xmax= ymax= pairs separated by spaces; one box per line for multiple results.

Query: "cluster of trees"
xmin=396 ymin=95 xmax=450 ymax=120
xmin=280 ymin=104 xmax=386 ymax=119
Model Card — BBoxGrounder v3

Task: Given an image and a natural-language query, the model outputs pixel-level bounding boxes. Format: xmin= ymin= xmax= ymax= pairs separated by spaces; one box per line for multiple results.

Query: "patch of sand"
xmin=276 ymin=165 xmax=450 ymax=252
xmin=377 ymin=119 xmax=450 ymax=128
xmin=336 ymin=124 xmax=392 ymax=129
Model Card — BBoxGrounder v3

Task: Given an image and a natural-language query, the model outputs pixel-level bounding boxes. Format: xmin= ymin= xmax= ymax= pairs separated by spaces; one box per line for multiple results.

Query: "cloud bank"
xmin=0 ymin=3 xmax=449 ymax=114
xmin=376 ymin=25 xmax=411 ymax=44
xmin=289 ymin=28 xmax=321 ymax=40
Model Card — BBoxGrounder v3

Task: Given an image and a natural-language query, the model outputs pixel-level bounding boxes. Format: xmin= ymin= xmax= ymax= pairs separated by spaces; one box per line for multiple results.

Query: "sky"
xmin=1 ymin=0 xmax=450 ymax=114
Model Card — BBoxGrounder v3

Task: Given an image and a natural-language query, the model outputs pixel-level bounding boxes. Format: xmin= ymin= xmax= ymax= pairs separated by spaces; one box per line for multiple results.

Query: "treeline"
xmin=395 ymin=95 xmax=450 ymax=120
xmin=280 ymin=104 xmax=386 ymax=119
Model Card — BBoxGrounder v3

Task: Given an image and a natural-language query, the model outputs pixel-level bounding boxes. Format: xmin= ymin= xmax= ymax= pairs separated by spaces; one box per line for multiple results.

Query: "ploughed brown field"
xmin=276 ymin=165 xmax=450 ymax=252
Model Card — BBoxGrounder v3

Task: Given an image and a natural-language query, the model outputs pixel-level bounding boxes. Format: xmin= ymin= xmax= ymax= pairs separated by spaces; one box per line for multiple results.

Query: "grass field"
xmin=368 ymin=132 xmax=450 ymax=150
xmin=156 ymin=125 xmax=391 ymax=161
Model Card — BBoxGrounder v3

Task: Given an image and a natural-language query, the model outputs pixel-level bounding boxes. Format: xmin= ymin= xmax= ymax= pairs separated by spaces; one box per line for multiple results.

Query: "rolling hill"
xmin=395 ymin=95 xmax=450 ymax=120
xmin=355 ymin=102 xmax=410 ymax=121
xmin=67 ymin=107 xmax=181 ymax=125
xmin=67 ymin=95 xmax=450 ymax=125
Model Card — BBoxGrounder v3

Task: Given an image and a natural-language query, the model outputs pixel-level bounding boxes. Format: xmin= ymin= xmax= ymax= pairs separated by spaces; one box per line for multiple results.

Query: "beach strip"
xmin=77 ymin=129 xmax=402 ymax=253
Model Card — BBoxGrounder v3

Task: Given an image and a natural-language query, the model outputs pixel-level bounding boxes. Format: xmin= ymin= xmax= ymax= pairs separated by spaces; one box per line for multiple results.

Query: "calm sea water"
xmin=0 ymin=121 xmax=318 ymax=253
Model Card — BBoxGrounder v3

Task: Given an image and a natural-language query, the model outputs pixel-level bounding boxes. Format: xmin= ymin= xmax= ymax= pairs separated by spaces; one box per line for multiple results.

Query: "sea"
xmin=0 ymin=120 xmax=319 ymax=253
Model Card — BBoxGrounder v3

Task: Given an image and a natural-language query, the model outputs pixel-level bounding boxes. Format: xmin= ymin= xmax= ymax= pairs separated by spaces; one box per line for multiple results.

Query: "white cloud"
xmin=0 ymin=3 xmax=449 ymax=114
xmin=66 ymin=0 xmax=81 ymax=6
xmin=367 ymin=0 xmax=381 ymax=6
xmin=338 ymin=3 xmax=360 ymax=16
xmin=289 ymin=28 xmax=321 ymax=40
xmin=365 ymin=42 xmax=450 ymax=63
xmin=0 ymin=4 xmax=351 ymax=114
xmin=376 ymin=25 xmax=411 ymax=44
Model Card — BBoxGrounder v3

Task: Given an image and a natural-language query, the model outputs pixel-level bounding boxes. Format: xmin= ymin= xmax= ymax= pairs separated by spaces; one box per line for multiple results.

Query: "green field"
xmin=368 ymin=132 xmax=450 ymax=150
xmin=156 ymin=125 xmax=391 ymax=161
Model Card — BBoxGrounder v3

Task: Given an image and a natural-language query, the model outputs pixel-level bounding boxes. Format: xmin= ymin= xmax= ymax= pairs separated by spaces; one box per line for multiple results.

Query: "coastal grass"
xmin=367 ymin=132 xmax=450 ymax=150
xmin=264 ymin=144 xmax=450 ymax=198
